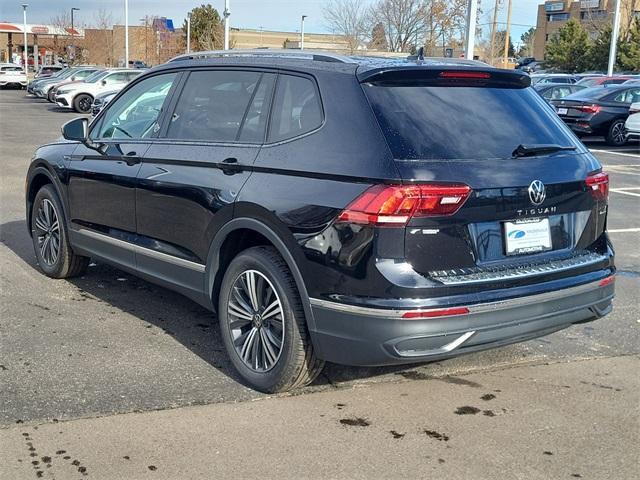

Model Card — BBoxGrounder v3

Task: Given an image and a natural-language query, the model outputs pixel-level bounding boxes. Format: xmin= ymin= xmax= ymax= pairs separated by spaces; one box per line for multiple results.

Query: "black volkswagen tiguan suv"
xmin=25 ymin=51 xmax=615 ymax=392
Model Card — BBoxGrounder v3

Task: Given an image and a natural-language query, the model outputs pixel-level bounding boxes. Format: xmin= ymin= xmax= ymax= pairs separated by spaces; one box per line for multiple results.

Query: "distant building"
xmin=0 ymin=22 xmax=83 ymax=65
xmin=533 ymin=0 xmax=640 ymax=60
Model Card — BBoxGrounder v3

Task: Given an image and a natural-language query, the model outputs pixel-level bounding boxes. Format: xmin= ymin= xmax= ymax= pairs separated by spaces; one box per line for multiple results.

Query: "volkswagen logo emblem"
xmin=528 ymin=180 xmax=546 ymax=206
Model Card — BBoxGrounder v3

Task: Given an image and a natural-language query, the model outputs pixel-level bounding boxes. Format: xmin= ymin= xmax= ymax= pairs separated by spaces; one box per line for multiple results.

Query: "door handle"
xmin=220 ymin=157 xmax=241 ymax=175
xmin=124 ymin=151 xmax=141 ymax=166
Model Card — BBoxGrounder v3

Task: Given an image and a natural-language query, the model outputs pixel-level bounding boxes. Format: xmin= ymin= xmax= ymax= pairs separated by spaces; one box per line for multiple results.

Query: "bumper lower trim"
xmin=310 ymin=275 xmax=613 ymax=319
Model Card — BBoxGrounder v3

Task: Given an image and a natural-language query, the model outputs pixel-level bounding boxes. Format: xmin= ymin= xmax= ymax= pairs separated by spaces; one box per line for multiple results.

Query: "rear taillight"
xmin=337 ymin=184 xmax=472 ymax=227
xmin=585 ymin=172 xmax=609 ymax=200
xmin=578 ymin=104 xmax=601 ymax=114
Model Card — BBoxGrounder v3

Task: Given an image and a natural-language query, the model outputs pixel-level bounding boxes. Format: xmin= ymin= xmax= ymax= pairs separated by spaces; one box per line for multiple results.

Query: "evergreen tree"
xmin=544 ymin=19 xmax=590 ymax=72
xmin=182 ymin=4 xmax=223 ymax=52
xmin=587 ymin=25 xmax=612 ymax=71
xmin=618 ymin=18 xmax=640 ymax=71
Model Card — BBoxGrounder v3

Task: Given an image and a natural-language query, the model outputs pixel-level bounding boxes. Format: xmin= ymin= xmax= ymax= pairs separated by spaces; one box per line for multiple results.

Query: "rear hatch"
xmin=359 ymin=67 xmax=610 ymax=286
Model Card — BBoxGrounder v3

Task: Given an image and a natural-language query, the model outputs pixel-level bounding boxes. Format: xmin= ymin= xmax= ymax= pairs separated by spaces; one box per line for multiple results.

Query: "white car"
xmin=625 ymin=102 xmax=640 ymax=141
xmin=55 ymin=69 xmax=143 ymax=113
xmin=0 ymin=65 xmax=27 ymax=89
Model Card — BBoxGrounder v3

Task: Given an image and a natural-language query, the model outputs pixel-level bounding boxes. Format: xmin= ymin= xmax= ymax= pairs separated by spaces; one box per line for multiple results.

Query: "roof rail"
xmin=169 ymin=49 xmax=355 ymax=64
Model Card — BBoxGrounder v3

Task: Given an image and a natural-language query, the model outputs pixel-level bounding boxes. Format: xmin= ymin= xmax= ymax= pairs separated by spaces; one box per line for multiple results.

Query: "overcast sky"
xmin=0 ymin=0 xmax=540 ymax=45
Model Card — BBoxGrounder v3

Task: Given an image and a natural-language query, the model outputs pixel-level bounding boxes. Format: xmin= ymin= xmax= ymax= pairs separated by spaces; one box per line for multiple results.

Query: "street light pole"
xmin=607 ymin=0 xmax=621 ymax=76
xmin=186 ymin=12 xmax=191 ymax=54
xmin=223 ymin=0 xmax=230 ymax=50
xmin=300 ymin=15 xmax=307 ymax=50
xmin=21 ymin=4 xmax=28 ymax=78
xmin=503 ymin=0 xmax=513 ymax=68
xmin=125 ymin=0 xmax=129 ymax=67
xmin=464 ymin=0 xmax=478 ymax=60
xmin=70 ymin=7 xmax=79 ymax=65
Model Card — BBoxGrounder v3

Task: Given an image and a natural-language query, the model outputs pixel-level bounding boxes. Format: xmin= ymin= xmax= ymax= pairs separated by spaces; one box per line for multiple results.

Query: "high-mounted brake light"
xmin=337 ymin=184 xmax=472 ymax=227
xmin=585 ymin=172 xmax=609 ymax=201
xmin=402 ymin=307 xmax=470 ymax=319
xmin=578 ymin=104 xmax=601 ymax=114
xmin=439 ymin=71 xmax=491 ymax=80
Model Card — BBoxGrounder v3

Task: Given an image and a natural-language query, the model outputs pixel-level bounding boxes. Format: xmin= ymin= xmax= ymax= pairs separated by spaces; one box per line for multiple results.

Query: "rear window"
xmin=364 ymin=84 xmax=580 ymax=160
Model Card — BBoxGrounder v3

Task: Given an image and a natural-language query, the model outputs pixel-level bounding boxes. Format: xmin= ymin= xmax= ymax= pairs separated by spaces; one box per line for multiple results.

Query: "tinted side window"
xmin=167 ymin=70 xmax=261 ymax=142
xmin=238 ymin=73 xmax=276 ymax=143
xmin=268 ymin=74 xmax=322 ymax=143
xmin=94 ymin=73 xmax=177 ymax=140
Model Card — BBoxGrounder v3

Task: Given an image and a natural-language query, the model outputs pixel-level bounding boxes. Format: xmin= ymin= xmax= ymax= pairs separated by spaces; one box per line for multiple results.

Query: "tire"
xmin=31 ymin=185 xmax=89 ymax=279
xmin=73 ymin=93 xmax=93 ymax=113
xmin=606 ymin=119 xmax=627 ymax=146
xmin=218 ymin=246 xmax=324 ymax=393
xmin=47 ymin=89 xmax=55 ymax=102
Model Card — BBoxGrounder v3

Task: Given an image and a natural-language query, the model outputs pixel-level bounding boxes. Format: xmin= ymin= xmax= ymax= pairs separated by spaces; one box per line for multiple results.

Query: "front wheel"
xmin=74 ymin=94 xmax=93 ymax=113
xmin=606 ymin=119 xmax=627 ymax=146
xmin=218 ymin=246 xmax=324 ymax=393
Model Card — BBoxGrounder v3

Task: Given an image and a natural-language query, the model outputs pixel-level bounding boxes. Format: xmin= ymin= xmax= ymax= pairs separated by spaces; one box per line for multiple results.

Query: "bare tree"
xmin=324 ymin=0 xmax=368 ymax=54
xmin=84 ymin=9 xmax=116 ymax=66
xmin=368 ymin=0 xmax=428 ymax=53
xmin=50 ymin=12 xmax=84 ymax=63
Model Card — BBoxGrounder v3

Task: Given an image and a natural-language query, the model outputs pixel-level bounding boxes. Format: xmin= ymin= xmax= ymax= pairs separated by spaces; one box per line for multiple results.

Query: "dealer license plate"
xmin=504 ymin=218 xmax=552 ymax=256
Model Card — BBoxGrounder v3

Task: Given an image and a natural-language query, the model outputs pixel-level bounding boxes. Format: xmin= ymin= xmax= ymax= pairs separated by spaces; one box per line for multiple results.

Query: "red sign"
xmin=31 ymin=26 xmax=49 ymax=34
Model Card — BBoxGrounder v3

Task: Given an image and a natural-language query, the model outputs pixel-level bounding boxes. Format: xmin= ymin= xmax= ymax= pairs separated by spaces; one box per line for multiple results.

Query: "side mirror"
xmin=62 ymin=118 xmax=107 ymax=154
xmin=101 ymin=79 xmax=107 ymax=86
xmin=62 ymin=117 xmax=88 ymax=141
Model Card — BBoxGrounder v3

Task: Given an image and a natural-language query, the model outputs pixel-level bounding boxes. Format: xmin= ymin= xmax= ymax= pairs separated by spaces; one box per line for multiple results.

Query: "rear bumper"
xmin=309 ymin=275 xmax=615 ymax=366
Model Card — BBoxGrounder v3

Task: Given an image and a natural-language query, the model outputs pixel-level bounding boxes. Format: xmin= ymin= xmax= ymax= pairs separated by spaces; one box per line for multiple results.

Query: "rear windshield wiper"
xmin=512 ymin=144 xmax=577 ymax=158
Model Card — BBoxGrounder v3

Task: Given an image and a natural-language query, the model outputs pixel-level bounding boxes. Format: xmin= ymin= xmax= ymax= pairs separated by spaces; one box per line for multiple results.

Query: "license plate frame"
xmin=504 ymin=218 xmax=552 ymax=256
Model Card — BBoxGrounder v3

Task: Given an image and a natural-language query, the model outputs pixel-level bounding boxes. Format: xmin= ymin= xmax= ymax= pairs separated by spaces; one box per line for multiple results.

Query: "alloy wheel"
xmin=612 ymin=123 xmax=625 ymax=144
xmin=34 ymin=198 xmax=60 ymax=266
xmin=78 ymin=96 xmax=91 ymax=112
xmin=226 ymin=269 xmax=285 ymax=372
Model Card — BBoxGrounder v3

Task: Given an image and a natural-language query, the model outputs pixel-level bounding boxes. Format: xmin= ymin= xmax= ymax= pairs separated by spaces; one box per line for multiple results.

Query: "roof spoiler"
xmin=358 ymin=66 xmax=531 ymax=88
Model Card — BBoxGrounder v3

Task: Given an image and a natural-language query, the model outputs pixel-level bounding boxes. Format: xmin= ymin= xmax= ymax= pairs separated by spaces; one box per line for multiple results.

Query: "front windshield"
xmin=84 ymin=70 xmax=109 ymax=83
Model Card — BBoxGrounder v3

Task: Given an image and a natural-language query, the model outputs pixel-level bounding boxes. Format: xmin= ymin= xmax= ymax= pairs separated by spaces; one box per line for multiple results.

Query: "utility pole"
xmin=21 ymin=4 xmax=28 ymax=79
xmin=300 ymin=15 xmax=307 ymax=50
xmin=503 ymin=0 xmax=513 ymax=68
xmin=464 ymin=0 xmax=478 ymax=60
xmin=223 ymin=0 xmax=230 ymax=50
xmin=186 ymin=12 xmax=191 ymax=54
xmin=607 ymin=0 xmax=621 ymax=76
xmin=489 ymin=0 xmax=500 ymax=65
xmin=124 ymin=0 xmax=129 ymax=67
xmin=70 ymin=7 xmax=79 ymax=66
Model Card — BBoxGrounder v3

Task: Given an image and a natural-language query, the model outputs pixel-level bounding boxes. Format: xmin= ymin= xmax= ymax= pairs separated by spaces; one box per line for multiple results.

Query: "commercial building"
xmin=0 ymin=22 xmax=82 ymax=65
xmin=533 ymin=0 xmax=640 ymax=60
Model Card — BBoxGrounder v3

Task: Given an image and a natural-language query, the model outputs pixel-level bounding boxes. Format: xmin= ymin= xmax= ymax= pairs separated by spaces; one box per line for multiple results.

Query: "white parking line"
xmin=610 ymin=188 xmax=640 ymax=197
xmin=591 ymin=149 xmax=640 ymax=158
xmin=612 ymin=187 xmax=640 ymax=190
xmin=608 ymin=228 xmax=640 ymax=233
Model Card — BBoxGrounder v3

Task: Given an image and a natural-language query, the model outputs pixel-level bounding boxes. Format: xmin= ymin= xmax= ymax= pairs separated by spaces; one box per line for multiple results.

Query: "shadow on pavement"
xmin=0 ymin=219 xmax=412 ymax=390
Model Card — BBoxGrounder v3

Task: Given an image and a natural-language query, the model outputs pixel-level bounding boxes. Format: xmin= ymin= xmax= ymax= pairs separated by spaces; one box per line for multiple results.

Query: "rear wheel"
xmin=74 ymin=94 xmax=93 ymax=113
xmin=606 ymin=119 xmax=627 ymax=146
xmin=218 ymin=246 xmax=324 ymax=393
xmin=31 ymin=185 xmax=89 ymax=278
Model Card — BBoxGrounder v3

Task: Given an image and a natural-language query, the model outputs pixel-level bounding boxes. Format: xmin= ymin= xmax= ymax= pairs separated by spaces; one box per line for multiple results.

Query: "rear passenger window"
xmin=167 ymin=70 xmax=261 ymax=142
xmin=268 ymin=75 xmax=322 ymax=143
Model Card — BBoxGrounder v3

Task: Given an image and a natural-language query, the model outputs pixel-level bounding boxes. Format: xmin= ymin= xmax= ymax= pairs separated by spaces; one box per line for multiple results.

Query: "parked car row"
xmin=26 ymin=66 xmax=145 ymax=113
xmin=551 ymin=85 xmax=640 ymax=145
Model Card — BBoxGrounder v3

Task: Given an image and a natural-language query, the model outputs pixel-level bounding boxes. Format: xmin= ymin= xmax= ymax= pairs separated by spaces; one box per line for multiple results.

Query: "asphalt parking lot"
xmin=1 ymin=89 xmax=639 ymax=478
